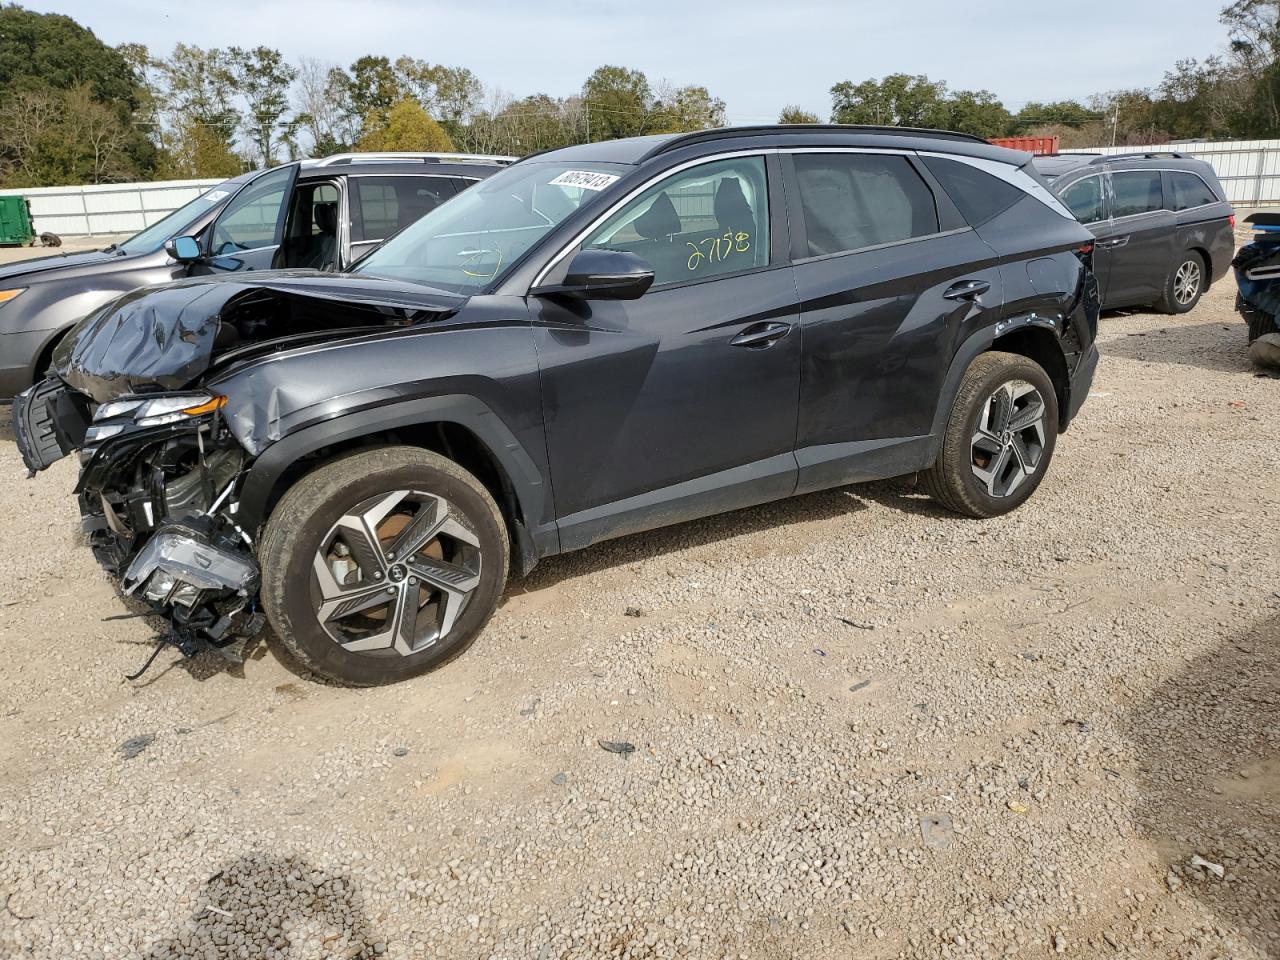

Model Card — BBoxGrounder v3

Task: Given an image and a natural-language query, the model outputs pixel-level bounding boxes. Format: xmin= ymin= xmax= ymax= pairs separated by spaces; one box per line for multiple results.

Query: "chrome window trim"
xmin=918 ymin=151 xmax=1075 ymax=220
xmin=791 ymin=226 xmax=972 ymax=266
xmin=530 ymin=149 xmax=775 ymax=289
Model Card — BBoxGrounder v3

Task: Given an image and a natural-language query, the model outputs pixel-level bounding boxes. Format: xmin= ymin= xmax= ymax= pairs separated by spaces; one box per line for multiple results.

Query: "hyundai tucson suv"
xmin=1034 ymin=151 xmax=1234 ymax=313
xmin=13 ymin=125 xmax=1100 ymax=686
xmin=0 ymin=152 xmax=513 ymax=399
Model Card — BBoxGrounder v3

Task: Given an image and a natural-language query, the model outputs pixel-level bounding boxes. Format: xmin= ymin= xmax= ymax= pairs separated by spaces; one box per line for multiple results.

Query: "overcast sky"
xmin=29 ymin=0 xmax=1232 ymax=120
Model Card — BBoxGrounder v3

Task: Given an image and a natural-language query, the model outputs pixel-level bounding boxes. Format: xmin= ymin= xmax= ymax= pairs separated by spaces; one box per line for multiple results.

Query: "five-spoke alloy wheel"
xmin=260 ymin=447 xmax=508 ymax=685
xmin=1158 ymin=251 xmax=1206 ymax=314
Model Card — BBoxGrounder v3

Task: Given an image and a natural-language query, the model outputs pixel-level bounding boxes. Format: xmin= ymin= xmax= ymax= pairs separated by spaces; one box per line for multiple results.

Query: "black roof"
xmin=528 ymin=125 xmax=1028 ymax=167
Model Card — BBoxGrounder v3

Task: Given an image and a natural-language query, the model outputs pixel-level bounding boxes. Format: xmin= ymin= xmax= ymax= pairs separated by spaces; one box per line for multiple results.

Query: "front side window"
xmin=354 ymin=161 xmax=616 ymax=292
xmin=118 ymin=176 xmax=245 ymax=256
xmin=1111 ymin=170 xmax=1164 ymax=218
xmin=350 ymin=176 xmax=458 ymax=244
xmin=1060 ymin=176 xmax=1106 ymax=224
xmin=582 ymin=156 xmax=769 ymax=287
xmin=209 ymin=164 xmax=294 ymax=255
xmin=793 ymin=153 xmax=938 ymax=257
xmin=1168 ymin=171 xmax=1219 ymax=211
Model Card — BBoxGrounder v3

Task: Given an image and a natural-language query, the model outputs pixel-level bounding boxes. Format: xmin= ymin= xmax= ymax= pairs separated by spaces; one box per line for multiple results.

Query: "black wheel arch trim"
xmin=929 ymin=317 xmax=1075 ymax=448
xmin=235 ymin=393 xmax=556 ymax=572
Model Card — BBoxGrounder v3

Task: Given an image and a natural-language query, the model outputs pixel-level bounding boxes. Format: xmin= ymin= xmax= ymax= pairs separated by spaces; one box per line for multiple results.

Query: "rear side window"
xmin=922 ymin=156 xmax=1025 ymax=226
xmin=1111 ymin=171 xmax=1164 ymax=217
xmin=1059 ymin=176 xmax=1106 ymax=224
xmin=1167 ymin=171 xmax=1219 ymax=210
xmin=793 ymin=153 xmax=939 ymax=257
xmin=350 ymin=176 xmax=458 ymax=244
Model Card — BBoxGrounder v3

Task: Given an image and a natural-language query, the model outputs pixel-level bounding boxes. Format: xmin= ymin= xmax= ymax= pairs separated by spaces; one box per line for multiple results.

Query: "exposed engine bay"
xmin=12 ymin=270 xmax=464 ymax=667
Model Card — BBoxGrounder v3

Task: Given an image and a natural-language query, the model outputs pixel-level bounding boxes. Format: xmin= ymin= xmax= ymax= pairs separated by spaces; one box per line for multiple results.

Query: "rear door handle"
xmin=943 ymin=279 xmax=991 ymax=301
xmin=730 ymin=321 xmax=793 ymax=348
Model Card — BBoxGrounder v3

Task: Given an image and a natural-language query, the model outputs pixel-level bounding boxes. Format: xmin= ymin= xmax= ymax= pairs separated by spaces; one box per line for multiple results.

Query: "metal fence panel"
xmin=0 ymin=178 xmax=223 ymax=238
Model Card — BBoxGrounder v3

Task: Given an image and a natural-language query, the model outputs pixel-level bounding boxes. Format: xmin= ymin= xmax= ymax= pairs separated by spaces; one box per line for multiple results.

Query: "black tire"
xmin=259 ymin=446 xmax=509 ymax=685
xmin=923 ymin=351 xmax=1060 ymax=518
xmin=1238 ymin=292 xmax=1279 ymax=343
xmin=1156 ymin=250 xmax=1206 ymax=314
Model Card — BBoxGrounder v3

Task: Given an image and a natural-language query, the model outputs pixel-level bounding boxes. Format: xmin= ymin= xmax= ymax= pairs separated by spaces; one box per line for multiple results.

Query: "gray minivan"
xmin=1034 ymin=152 xmax=1235 ymax=313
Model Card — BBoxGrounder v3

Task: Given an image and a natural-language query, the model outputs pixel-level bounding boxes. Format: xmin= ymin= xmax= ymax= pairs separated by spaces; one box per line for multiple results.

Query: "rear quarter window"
xmin=1167 ymin=171 xmax=1220 ymax=210
xmin=921 ymin=156 xmax=1026 ymax=226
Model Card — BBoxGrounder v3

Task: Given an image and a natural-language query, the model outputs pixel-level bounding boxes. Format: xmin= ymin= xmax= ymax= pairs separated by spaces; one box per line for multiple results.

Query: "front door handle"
xmin=943 ymin=279 xmax=991 ymax=301
xmin=730 ymin=321 xmax=793 ymax=349
xmin=1097 ymin=236 xmax=1129 ymax=248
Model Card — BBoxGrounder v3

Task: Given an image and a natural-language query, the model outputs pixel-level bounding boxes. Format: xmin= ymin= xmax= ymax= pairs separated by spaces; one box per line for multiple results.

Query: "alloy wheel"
xmin=311 ymin=490 xmax=482 ymax=656
xmin=970 ymin=380 xmax=1047 ymax=498
xmin=1174 ymin=259 xmax=1202 ymax=306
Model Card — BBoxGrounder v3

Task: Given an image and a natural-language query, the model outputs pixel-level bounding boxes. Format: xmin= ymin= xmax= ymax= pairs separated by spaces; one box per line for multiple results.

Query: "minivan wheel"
xmin=1157 ymin=252 xmax=1205 ymax=314
xmin=259 ymin=446 xmax=509 ymax=685
xmin=923 ymin=351 xmax=1059 ymax=518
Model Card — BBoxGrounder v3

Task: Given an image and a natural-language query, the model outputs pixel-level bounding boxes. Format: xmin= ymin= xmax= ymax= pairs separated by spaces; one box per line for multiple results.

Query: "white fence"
xmin=3 ymin=178 xmax=223 ymax=238
xmin=1064 ymin=139 xmax=1280 ymax=206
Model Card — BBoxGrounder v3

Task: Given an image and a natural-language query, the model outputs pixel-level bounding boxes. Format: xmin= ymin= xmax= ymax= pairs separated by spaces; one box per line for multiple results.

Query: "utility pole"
xmin=1111 ymin=104 xmax=1119 ymax=147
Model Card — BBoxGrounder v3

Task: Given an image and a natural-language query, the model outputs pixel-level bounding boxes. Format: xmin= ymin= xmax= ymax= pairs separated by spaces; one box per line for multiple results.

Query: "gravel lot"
xmin=0 ymin=250 xmax=1276 ymax=959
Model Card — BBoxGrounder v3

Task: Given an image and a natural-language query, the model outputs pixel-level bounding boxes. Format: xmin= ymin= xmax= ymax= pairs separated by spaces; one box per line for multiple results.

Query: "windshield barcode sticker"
xmin=549 ymin=170 xmax=620 ymax=191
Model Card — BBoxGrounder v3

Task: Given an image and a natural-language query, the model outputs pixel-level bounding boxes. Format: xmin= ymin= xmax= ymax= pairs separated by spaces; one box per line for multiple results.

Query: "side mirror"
xmin=534 ymin=249 xmax=654 ymax=301
xmin=165 ymin=235 xmax=203 ymax=262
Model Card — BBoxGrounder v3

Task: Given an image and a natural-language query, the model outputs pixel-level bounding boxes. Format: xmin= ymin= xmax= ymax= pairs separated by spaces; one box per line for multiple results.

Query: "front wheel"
xmin=923 ymin=351 xmax=1059 ymax=518
xmin=258 ymin=446 xmax=509 ymax=685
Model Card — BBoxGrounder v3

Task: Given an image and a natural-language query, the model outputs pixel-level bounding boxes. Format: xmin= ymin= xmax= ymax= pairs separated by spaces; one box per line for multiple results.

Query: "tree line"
xmin=0 ymin=0 xmax=1277 ymax=188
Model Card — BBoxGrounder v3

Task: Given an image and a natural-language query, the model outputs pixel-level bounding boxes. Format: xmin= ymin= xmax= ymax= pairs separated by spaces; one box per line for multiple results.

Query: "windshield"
xmin=353 ymin=161 xmax=628 ymax=292
xmin=115 ymin=178 xmax=244 ymax=255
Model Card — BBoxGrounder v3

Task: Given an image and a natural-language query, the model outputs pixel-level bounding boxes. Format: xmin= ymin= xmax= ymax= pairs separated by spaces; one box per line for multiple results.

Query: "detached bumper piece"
xmin=121 ymin=521 xmax=263 ymax=653
xmin=12 ymin=377 xmax=89 ymax=474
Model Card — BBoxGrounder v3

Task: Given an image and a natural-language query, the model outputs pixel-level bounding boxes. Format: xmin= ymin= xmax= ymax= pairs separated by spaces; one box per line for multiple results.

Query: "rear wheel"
xmin=923 ymin=351 xmax=1059 ymax=518
xmin=259 ymin=446 xmax=509 ymax=685
xmin=1157 ymin=251 xmax=1205 ymax=314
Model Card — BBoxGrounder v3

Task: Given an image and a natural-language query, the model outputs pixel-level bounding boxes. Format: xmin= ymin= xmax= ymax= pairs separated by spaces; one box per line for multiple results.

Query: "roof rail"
xmin=1088 ymin=151 xmax=1190 ymax=164
xmin=308 ymin=152 xmax=518 ymax=167
xmin=642 ymin=124 xmax=988 ymax=160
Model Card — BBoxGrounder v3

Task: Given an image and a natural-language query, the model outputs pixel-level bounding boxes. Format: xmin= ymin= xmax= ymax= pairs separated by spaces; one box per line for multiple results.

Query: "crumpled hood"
xmin=54 ymin=270 xmax=466 ymax=404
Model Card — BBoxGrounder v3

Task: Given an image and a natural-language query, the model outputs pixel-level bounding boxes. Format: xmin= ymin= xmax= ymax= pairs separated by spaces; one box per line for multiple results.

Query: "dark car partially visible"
xmin=0 ymin=152 xmax=513 ymax=399
xmin=1035 ymin=151 xmax=1235 ymax=313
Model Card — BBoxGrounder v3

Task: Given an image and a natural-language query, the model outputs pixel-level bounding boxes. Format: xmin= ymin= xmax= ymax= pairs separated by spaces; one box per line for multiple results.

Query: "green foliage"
xmin=649 ymin=85 xmax=725 ymax=133
xmin=779 ymin=105 xmax=821 ymax=124
xmin=830 ymin=73 xmax=951 ymax=127
xmin=0 ymin=5 xmax=139 ymax=105
xmin=357 ymin=98 xmax=455 ymax=152
xmin=228 ymin=46 xmax=297 ymax=166
xmin=582 ymin=65 xmax=653 ymax=139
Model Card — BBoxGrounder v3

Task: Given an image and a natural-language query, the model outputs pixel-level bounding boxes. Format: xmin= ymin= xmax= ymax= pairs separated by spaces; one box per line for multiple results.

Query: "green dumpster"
xmin=0 ymin=195 xmax=35 ymax=246
xmin=0 ymin=195 xmax=59 ymax=247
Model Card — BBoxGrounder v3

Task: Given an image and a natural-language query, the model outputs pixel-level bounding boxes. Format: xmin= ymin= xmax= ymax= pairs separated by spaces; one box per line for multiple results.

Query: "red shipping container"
xmin=988 ymin=136 xmax=1060 ymax=155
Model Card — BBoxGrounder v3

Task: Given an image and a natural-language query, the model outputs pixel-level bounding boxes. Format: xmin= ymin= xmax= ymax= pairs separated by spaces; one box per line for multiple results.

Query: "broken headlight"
xmin=94 ymin=392 xmax=227 ymax=428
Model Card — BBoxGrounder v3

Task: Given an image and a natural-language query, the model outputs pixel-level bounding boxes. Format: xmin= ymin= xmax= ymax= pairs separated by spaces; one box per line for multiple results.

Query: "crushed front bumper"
xmin=122 ymin=522 xmax=261 ymax=645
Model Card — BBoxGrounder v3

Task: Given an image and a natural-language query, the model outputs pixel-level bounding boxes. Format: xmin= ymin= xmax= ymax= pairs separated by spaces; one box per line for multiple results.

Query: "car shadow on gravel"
xmin=1120 ymin=613 xmax=1279 ymax=956
xmin=1102 ymin=319 xmax=1256 ymax=374
xmin=516 ymin=483 xmax=873 ymax=591
xmin=140 ymin=853 xmax=382 ymax=958
xmin=0 ymin=406 xmax=13 ymax=444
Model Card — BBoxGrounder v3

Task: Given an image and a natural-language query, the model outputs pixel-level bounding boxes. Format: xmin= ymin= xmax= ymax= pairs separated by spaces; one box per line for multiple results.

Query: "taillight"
xmin=1077 ymin=241 xmax=1094 ymax=255
xmin=1229 ymin=214 xmax=1237 ymax=228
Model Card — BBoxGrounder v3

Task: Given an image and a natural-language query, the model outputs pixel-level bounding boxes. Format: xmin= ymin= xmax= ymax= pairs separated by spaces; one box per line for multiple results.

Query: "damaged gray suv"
xmin=13 ymin=125 xmax=1100 ymax=685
